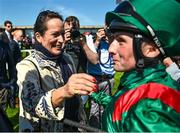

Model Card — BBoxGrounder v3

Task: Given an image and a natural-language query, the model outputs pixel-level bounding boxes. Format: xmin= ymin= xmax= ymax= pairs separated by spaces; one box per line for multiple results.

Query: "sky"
xmin=0 ymin=0 xmax=117 ymax=27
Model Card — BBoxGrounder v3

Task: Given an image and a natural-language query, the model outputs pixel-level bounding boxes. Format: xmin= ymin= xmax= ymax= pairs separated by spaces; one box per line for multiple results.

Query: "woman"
xmin=17 ymin=10 xmax=97 ymax=132
xmin=90 ymin=0 xmax=180 ymax=132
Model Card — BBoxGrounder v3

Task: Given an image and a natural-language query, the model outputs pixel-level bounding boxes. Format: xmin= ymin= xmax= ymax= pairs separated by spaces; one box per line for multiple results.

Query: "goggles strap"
xmin=133 ymin=34 xmax=144 ymax=73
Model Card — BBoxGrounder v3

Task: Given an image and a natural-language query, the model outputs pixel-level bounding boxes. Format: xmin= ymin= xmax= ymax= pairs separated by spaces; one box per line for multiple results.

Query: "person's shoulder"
xmin=63 ymin=52 xmax=73 ymax=62
xmin=9 ymin=40 xmax=16 ymax=44
xmin=16 ymin=56 xmax=38 ymax=75
xmin=9 ymin=40 xmax=16 ymax=48
xmin=63 ymin=52 xmax=70 ymax=57
xmin=62 ymin=52 xmax=76 ymax=73
xmin=0 ymin=31 xmax=7 ymax=39
xmin=17 ymin=53 xmax=35 ymax=66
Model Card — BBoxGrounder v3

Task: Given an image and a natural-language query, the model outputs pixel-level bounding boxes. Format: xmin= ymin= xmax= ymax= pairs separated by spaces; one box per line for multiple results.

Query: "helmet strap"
xmin=133 ymin=34 xmax=161 ymax=73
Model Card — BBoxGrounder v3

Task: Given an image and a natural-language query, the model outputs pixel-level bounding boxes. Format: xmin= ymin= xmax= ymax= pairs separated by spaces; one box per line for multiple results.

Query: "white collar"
xmin=5 ymin=30 xmax=10 ymax=35
xmin=14 ymin=39 xmax=18 ymax=43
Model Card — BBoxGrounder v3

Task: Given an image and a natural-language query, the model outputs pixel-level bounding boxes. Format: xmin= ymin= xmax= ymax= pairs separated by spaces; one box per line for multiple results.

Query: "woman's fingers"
xmin=67 ymin=73 xmax=97 ymax=95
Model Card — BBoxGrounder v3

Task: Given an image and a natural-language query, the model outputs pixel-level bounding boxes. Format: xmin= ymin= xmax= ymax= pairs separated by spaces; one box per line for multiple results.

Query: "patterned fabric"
xmin=17 ymin=50 xmax=83 ymax=132
xmin=91 ymin=64 xmax=180 ymax=132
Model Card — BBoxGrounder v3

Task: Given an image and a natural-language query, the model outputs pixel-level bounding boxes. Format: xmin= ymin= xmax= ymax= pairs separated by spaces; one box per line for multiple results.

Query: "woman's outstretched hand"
xmin=52 ymin=73 xmax=97 ymax=107
xmin=63 ymin=73 xmax=97 ymax=97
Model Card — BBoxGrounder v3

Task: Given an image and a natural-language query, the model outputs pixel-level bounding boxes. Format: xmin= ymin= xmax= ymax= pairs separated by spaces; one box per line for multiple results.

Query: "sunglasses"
xmin=112 ymin=0 xmax=166 ymax=58
xmin=6 ymin=25 xmax=12 ymax=28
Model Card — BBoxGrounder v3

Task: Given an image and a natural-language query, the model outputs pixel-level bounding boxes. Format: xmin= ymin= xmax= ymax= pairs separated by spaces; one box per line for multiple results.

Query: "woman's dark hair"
xmin=34 ymin=10 xmax=63 ymax=36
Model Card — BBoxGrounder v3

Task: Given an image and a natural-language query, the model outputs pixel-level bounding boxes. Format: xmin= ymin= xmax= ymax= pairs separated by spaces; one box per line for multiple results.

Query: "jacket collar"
xmin=120 ymin=64 xmax=168 ymax=89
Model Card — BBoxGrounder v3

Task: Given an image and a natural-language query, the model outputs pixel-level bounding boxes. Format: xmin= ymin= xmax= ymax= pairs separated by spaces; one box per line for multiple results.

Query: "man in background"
xmin=63 ymin=16 xmax=87 ymax=72
xmin=0 ymin=39 xmax=16 ymax=110
xmin=0 ymin=20 xmax=13 ymax=44
xmin=9 ymin=29 xmax=23 ymax=65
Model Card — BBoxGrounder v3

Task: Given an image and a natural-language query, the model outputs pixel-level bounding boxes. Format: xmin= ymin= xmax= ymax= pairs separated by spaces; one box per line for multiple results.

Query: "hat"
xmin=106 ymin=0 xmax=180 ymax=57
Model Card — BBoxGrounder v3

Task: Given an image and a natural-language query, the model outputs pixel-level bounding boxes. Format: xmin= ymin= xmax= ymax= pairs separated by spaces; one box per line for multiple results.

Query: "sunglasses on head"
xmin=113 ymin=0 xmax=166 ymax=58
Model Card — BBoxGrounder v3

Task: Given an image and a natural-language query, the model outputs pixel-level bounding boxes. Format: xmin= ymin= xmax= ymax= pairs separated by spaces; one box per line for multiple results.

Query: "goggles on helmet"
xmin=110 ymin=0 xmax=167 ymax=58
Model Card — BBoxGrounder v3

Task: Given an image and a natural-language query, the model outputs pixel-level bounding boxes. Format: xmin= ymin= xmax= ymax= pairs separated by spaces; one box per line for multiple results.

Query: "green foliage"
xmin=112 ymin=71 xmax=123 ymax=95
xmin=6 ymin=106 xmax=19 ymax=131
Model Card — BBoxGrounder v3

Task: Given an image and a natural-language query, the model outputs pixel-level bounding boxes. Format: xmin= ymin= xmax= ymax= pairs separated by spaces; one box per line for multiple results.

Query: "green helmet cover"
xmin=106 ymin=0 xmax=180 ymax=57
